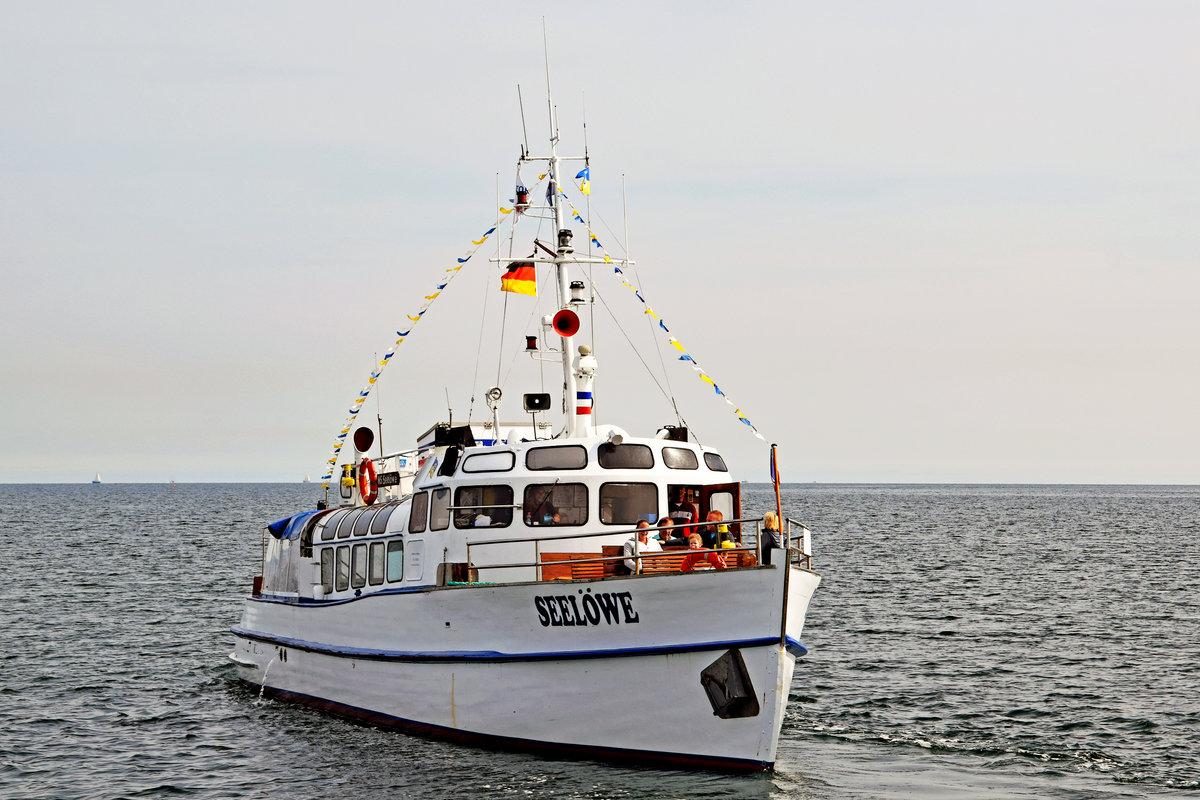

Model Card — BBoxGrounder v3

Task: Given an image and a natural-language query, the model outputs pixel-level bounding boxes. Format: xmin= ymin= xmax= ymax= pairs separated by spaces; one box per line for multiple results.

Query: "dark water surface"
xmin=2 ymin=483 xmax=1198 ymax=799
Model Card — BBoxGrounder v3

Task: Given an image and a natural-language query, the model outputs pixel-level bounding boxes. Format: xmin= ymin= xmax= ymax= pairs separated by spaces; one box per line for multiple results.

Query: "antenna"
xmin=542 ymin=18 xmax=557 ymax=139
xmin=517 ymin=84 xmax=530 ymax=155
xmin=582 ymin=93 xmax=589 ymax=160
xmin=374 ymin=352 xmax=384 ymax=456
xmin=444 ymin=387 xmax=453 ymax=427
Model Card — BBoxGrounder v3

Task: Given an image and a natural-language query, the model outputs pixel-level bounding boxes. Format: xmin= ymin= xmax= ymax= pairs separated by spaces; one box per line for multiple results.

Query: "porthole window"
xmin=526 ymin=445 xmax=588 ymax=470
xmin=461 ymin=451 xmax=515 ymax=473
xmin=368 ymin=542 xmax=386 ymax=585
xmin=386 ymin=540 xmax=405 ymax=582
xmin=320 ymin=548 xmax=334 ymax=594
xmin=598 ymin=443 xmax=654 ymax=469
xmin=353 ymin=506 xmax=381 ymax=537
xmin=335 ymin=546 xmax=350 ymax=592
xmin=524 ymin=483 xmax=588 ymax=526
xmin=337 ymin=508 xmax=367 ymax=539
xmin=319 ymin=509 xmax=350 ymax=541
xmin=371 ymin=503 xmax=399 ymax=534
xmin=703 ymin=452 xmax=729 ymax=472
xmin=351 ymin=544 xmax=368 ymax=589
xmin=409 ymin=492 xmax=428 ymax=533
xmin=453 ymin=485 xmax=514 ymax=529
xmin=663 ymin=447 xmax=699 ymax=470
xmin=599 ymin=482 xmax=659 ymax=525
xmin=430 ymin=488 xmax=451 ymax=531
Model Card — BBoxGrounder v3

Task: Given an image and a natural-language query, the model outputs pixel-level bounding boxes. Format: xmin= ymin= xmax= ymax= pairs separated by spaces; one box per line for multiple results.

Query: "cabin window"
xmin=430 ymin=488 xmax=451 ymax=531
xmin=524 ymin=483 xmax=588 ymax=526
xmin=662 ymin=447 xmax=699 ymax=470
xmin=335 ymin=546 xmax=350 ymax=592
xmin=704 ymin=452 xmax=728 ymax=472
xmin=351 ymin=544 xmax=368 ymax=589
xmin=599 ymin=482 xmax=659 ymax=525
xmin=526 ymin=445 xmax=588 ymax=470
xmin=319 ymin=509 xmax=349 ymax=541
xmin=598 ymin=443 xmax=654 ymax=469
xmin=353 ymin=506 xmax=380 ymax=537
xmin=337 ymin=508 xmax=367 ymax=539
xmin=368 ymin=542 xmax=386 ymax=585
xmin=454 ymin=485 xmax=514 ymax=529
xmin=386 ymin=539 xmax=405 ymax=582
xmin=371 ymin=503 xmax=399 ymax=534
xmin=320 ymin=548 xmax=334 ymax=594
xmin=461 ymin=451 xmax=515 ymax=473
xmin=409 ymin=492 xmax=428 ymax=533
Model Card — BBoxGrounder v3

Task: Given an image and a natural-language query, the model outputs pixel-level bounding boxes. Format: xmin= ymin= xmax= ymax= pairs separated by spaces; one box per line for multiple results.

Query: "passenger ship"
xmin=230 ymin=78 xmax=821 ymax=772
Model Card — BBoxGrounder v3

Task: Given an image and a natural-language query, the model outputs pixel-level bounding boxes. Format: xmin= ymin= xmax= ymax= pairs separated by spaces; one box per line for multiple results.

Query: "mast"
xmin=542 ymin=30 xmax=591 ymax=439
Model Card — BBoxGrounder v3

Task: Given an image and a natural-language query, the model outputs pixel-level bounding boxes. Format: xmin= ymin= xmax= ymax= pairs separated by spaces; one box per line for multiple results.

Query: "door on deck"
xmin=700 ymin=482 xmax=742 ymax=543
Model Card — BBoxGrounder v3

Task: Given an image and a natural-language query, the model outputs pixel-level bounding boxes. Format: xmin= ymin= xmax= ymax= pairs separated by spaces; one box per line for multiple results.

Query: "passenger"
xmin=680 ymin=533 xmax=725 ymax=572
xmin=657 ymin=518 xmax=687 ymax=548
xmin=621 ymin=520 xmax=662 ymax=574
xmin=699 ymin=510 xmax=728 ymax=548
xmin=761 ymin=511 xmax=784 ymax=565
xmin=668 ymin=487 xmax=698 ymax=536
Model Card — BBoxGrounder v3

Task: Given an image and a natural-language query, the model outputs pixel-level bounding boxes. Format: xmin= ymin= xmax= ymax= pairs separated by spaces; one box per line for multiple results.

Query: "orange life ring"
xmin=357 ymin=458 xmax=378 ymax=505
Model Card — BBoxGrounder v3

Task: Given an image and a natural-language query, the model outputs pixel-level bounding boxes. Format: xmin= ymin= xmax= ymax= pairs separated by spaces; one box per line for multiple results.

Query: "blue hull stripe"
xmin=244 ymin=682 xmax=773 ymax=772
xmin=230 ymin=626 xmax=794 ymax=663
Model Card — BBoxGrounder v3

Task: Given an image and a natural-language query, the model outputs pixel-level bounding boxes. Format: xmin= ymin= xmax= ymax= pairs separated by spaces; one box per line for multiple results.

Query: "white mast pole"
xmin=542 ymin=21 xmax=582 ymax=436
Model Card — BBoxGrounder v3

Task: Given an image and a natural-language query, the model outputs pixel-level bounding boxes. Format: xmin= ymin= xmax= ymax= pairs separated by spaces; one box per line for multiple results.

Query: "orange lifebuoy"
xmin=357 ymin=458 xmax=378 ymax=505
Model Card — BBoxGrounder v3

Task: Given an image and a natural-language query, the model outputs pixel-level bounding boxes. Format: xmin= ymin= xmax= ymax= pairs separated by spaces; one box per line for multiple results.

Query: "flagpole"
xmin=771 ymin=443 xmax=783 ymax=546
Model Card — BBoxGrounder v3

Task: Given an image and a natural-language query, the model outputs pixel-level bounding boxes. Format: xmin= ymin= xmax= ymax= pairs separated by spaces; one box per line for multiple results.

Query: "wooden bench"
xmin=640 ymin=547 xmax=757 ymax=573
xmin=540 ymin=552 xmax=608 ymax=580
xmin=540 ymin=547 xmax=758 ymax=580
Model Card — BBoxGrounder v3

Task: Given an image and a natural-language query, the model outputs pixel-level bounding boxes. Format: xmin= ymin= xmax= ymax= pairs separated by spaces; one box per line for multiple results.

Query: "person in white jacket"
xmin=621 ymin=520 xmax=662 ymax=574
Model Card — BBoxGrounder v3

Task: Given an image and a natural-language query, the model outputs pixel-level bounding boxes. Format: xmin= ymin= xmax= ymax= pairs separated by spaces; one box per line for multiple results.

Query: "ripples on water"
xmin=1 ymin=483 xmax=1197 ymax=799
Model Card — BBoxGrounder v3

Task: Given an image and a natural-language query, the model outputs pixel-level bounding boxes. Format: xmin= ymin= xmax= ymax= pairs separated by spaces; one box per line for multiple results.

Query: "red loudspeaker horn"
xmin=552 ymin=309 xmax=580 ymax=337
xmin=353 ymin=426 xmax=375 ymax=453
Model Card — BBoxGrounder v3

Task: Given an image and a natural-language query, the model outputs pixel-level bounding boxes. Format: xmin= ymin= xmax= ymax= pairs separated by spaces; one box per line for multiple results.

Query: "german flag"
xmin=500 ymin=262 xmax=536 ymax=296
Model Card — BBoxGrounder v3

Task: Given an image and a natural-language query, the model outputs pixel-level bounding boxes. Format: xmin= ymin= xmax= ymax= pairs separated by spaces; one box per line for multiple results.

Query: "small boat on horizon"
xmin=91 ymin=472 xmax=101 ymax=485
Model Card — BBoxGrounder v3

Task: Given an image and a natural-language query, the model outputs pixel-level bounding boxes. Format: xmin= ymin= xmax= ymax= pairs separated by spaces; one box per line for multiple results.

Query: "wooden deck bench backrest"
xmin=541 ymin=547 xmax=757 ymax=580
xmin=541 ymin=552 xmax=609 ymax=580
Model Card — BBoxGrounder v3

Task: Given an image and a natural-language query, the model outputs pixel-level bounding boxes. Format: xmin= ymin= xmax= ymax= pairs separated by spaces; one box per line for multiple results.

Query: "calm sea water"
xmin=1 ymin=483 xmax=1197 ymax=799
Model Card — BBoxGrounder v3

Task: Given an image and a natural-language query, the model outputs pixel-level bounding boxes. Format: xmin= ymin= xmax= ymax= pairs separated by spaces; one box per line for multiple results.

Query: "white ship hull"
xmin=232 ymin=564 xmax=819 ymax=770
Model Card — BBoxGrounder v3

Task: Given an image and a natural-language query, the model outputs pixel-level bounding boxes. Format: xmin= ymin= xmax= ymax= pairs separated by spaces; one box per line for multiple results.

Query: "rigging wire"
xmin=374 ymin=351 xmax=384 ymax=456
xmin=591 ymin=282 xmax=694 ymax=436
xmin=499 ymin=268 xmax=555 ymax=390
xmin=468 ymin=175 xmax=505 ymax=423
xmin=496 ymin=292 xmax=510 ymax=388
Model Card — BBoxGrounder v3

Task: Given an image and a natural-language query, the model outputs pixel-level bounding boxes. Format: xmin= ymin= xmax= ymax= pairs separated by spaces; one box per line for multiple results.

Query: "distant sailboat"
xmin=303 ymin=474 xmax=311 ymax=483
xmin=92 ymin=472 xmax=101 ymax=485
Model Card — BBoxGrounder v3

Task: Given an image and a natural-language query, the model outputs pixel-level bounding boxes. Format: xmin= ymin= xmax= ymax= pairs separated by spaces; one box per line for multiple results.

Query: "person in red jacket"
xmin=680 ymin=533 xmax=726 ymax=572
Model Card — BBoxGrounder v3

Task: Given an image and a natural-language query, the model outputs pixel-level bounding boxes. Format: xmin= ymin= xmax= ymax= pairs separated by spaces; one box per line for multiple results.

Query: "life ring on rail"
xmin=357 ymin=458 xmax=378 ymax=505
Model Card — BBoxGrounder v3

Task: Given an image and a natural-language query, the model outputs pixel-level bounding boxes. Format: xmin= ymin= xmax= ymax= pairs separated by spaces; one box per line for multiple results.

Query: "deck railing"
xmin=462 ymin=516 xmax=812 ymax=583
xmin=785 ymin=518 xmax=814 ymax=570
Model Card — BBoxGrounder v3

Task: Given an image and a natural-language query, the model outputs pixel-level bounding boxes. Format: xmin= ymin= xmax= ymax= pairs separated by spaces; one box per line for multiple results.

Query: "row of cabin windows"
xmin=456 ymin=443 xmax=728 ymax=474
xmin=319 ymin=539 xmax=405 ymax=594
xmin=320 ymin=480 xmax=682 ymax=539
xmin=317 ymin=501 xmax=403 ymax=541
xmin=419 ymin=481 xmax=657 ymax=529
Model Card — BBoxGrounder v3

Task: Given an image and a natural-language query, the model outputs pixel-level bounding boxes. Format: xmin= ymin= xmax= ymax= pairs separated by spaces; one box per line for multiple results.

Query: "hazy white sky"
xmin=2 ymin=1 xmax=1197 ymax=484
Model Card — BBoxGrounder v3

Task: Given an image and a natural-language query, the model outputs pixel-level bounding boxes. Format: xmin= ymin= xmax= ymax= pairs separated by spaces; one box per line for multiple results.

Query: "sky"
xmin=2 ymin=1 xmax=1197 ymax=484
